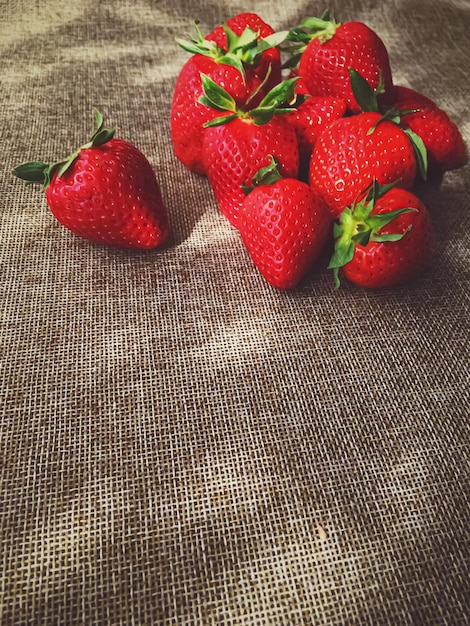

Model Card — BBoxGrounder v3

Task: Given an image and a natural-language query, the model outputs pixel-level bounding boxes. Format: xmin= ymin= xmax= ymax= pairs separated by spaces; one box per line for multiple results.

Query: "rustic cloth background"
xmin=1 ymin=0 xmax=469 ymax=624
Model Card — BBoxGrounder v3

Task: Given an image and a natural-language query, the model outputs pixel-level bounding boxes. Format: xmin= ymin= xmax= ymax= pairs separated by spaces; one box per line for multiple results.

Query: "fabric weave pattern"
xmin=1 ymin=1 xmax=469 ymax=624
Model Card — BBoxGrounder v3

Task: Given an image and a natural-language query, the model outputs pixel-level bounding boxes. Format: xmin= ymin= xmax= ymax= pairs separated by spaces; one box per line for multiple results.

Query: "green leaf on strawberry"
xmin=295 ymin=13 xmax=339 ymax=43
xmin=348 ymin=68 xmax=379 ymax=112
xmin=177 ymin=21 xmax=288 ymax=81
xmin=403 ymin=128 xmax=428 ymax=180
xmin=200 ymin=74 xmax=299 ymax=127
xmin=176 ymin=21 xmax=222 ymax=56
xmin=242 ymin=154 xmax=282 ymax=195
xmin=281 ymin=11 xmax=334 ymax=68
xmin=199 ymin=74 xmax=238 ymax=113
xmin=224 ymin=24 xmax=257 ymax=53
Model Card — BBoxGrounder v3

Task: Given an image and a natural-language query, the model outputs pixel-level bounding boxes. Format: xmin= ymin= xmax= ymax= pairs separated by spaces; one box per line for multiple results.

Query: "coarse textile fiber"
xmin=1 ymin=1 xmax=469 ymax=624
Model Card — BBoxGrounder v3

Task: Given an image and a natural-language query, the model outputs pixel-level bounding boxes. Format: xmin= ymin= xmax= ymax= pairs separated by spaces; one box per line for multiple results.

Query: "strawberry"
xmin=170 ymin=21 xmax=286 ymax=175
xmin=286 ymin=93 xmax=346 ymax=172
xmin=309 ymin=110 xmax=421 ymax=219
xmin=380 ymin=85 xmax=468 ymax=172
xmin=205 ymin=12 xmax=283 ymax=92
xmin=328 ymin=181 xmax=433 ymax=288
xmin=286 ymin=11 xmax=394 ymax=113
xmin=12 ymin=110 xmax=170 ymax=249
xmin=307 ymin=70 xmax=428 ymax=220
xmin=239 ymin=157 xmax=332 ymax=289
xmin=200 ymin=75 xmax=299 ymax=228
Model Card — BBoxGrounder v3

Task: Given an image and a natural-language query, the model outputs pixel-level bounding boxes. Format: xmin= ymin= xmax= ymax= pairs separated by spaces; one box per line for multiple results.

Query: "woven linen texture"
xmin=1 ymin=0 xmax=469 ymax=624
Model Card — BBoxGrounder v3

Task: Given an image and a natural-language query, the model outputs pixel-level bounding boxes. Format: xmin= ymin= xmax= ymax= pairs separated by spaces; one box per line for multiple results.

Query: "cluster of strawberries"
xmin=13 ymin=11 xmax=467 ymax=291
xmin=171 ymin=11 xmax=467 ymax=289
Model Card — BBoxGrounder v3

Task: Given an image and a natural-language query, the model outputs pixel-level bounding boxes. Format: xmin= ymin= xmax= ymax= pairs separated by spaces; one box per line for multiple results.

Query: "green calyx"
xmin=349 ymin=68 xmax=384 ymax=114
xmin=12 ymin=109 xmax=114 ymax=190
xmin=242 ymin=154 xmax=283 ymax=195
xmin=177 ymin=21 xmax=288 ymax=80
xmin=293 ymin=11 xmax=339 ymax=43
xmin=348 ymin=68 xmax=428 ymax=180
xmin=282 ymin=10 xmax=339 ymax=69
xmin=200 ymin=73 xmax=299 ymax=126
xmin=328 ymin=179 xmax=416 ymax=288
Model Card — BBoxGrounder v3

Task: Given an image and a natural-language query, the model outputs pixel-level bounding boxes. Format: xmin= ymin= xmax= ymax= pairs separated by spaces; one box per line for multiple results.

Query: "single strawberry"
xmin=286 ymin=11 xmax=394 ymax=113
xmin=286 ymin=93 xmax=346 ymax=170
xmin=309 ymin=70 xmax=427 ymax=219
xmin=200 ymin=75 xmax=299 ymax=228
xmin=12 ymin=110 xmax=170 ymax=249
xmin=309 ymin=111 xmax=420 ymax=219
xmin=206 ymin=12 xmax=283 ymax=92
xmin=170 ymin=21 xmax=286 ymax=175
xmin=328 ymin=181 xmax=433 ymax=288
xmin=239 ymin=157 xmax=332 ymax=289
xmin=380 ymin=85 xmax=468 ymax=172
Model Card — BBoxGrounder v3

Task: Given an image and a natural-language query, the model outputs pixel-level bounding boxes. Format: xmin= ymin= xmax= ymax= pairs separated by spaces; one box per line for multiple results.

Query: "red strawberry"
xmin=206 ymin=12 xmax=283 ymax=92
xmin=239 ymin=157 xmax=332 ymax=289
xmin=382 ymin=85 xmax=468 ymax=172
xmin=201 ymin=76 xmax=299 ymax=228
xmin=286 ymin=93 xmax=346 ymax=168
xmin=288 ymin=12 xmax=393 ymax=113
xmin=171 ymin=21 xmax=286 ymax=175
xmin=12 ymin=110 xmax=170 ymax=249
xmin=328 ymin=181 xmax=433 ymax=288
xmin=171 ymin=57 xmax=260 ymax=175
xmin=309 ymin=111 xmax=420 ymax=219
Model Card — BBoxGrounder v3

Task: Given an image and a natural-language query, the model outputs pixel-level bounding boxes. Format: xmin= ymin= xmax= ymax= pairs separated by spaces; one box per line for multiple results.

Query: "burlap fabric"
xmin=1 ymin=1 xmax=469 ymax=624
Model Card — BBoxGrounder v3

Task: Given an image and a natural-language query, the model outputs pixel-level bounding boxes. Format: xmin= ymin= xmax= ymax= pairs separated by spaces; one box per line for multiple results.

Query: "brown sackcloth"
xmin=1 ymin=1 xmax=469 ymax=624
